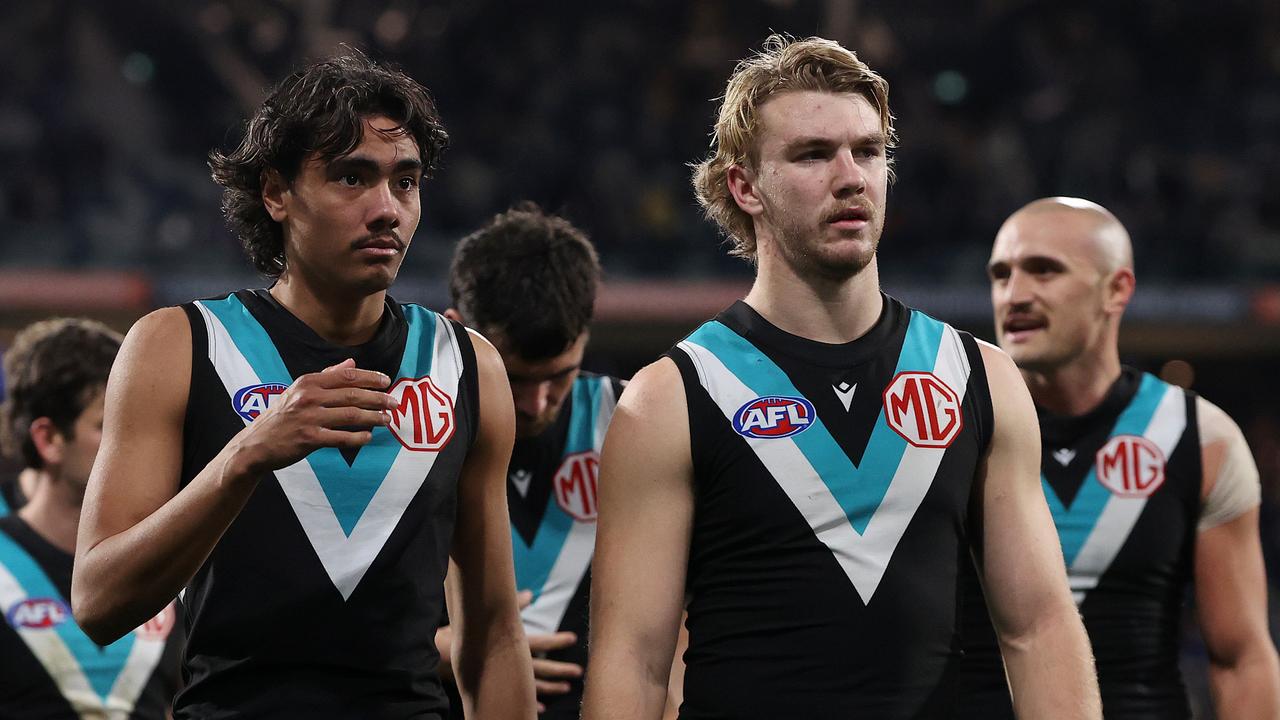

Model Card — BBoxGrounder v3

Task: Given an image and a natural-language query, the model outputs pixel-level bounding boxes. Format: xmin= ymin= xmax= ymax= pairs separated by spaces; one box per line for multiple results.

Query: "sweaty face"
xmin=497 ymin=334 xmax=588 ymax=439
xmin=59 ymin=389 xmax=105 ymax=500
xmin=749 ymin=91 xmax=889 ymax=280
xmin=274 ymin=115 xmax=423 ymax=295
xmin=987 ymin=212 xmax=1113 ymax=371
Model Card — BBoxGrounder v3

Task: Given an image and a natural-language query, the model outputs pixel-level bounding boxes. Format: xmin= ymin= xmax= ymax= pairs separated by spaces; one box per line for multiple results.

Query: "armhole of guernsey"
xmin=445 ymin=318 xmax=480 ymax=449
xmin=665 ymin=350 xmax=704 ymax=486
xmin=959 ymin=333 xmax=995 ymax=457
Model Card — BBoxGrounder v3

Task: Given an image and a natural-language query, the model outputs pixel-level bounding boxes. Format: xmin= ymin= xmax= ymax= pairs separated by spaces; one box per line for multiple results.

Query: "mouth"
xmin=1001 ymin=315 xmax=1047 ymax=343
xmin=353 ymin=234 xmax=403 ymax=258
xmin=825 ymin=206 xmax=871 ymax=231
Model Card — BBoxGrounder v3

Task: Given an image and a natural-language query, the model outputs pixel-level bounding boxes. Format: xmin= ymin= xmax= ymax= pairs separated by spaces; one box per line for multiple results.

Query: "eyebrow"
xmin=783 ymin=132 xmax=888 ymax=153
xmin=327 ymin=156 xmax=424 ymax=175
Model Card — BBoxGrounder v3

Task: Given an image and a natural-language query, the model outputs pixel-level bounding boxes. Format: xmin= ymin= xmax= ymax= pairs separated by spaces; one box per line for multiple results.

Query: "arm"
xmin=436 ymin=590 xmax=580 ymax=712
xmin=1193 ymin=398 xmax=1280 ymax=719
xmin=581 ymin=358 xmax=694 ymax=720
xmin=974 ymin=343 xmax=1101 ymax=719
xmin=446 ymin=331 xmax=536 ymax=719
xmin=73 ymin=308 xmax=395 ymax=643
xmin=660 ymin=613 xmax=689 ymax=720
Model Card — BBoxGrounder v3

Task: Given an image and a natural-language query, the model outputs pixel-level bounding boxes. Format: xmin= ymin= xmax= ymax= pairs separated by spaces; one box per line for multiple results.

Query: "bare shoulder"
xmin=463 ymin=326 xmax=505 ymax=378
xmin=111 ymin=307 xmax=192 ymax=415
xmin=616 ymin=357 xmax=686 ymax=416
xmin=976 ymin=340 xmax=1031 ymax=411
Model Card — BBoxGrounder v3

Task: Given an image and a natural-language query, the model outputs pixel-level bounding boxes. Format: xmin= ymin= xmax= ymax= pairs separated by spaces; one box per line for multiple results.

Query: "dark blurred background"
xmin=1 ymin=2 xmax=1278 ymax=715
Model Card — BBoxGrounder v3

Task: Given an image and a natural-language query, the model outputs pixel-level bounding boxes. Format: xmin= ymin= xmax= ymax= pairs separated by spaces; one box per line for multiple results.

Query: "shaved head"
xmin=1000 ymin=197 xmax=1133 ymax=275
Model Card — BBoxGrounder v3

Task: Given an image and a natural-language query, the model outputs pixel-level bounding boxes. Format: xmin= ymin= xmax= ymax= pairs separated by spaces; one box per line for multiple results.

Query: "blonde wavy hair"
xmin=691 ymin=34 xmax=897 ymax=260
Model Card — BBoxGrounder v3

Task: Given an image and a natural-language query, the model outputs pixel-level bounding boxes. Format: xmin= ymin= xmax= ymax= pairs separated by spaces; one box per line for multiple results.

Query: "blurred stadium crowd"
xmin=0 ymin=0 xmax=1278 ymax=283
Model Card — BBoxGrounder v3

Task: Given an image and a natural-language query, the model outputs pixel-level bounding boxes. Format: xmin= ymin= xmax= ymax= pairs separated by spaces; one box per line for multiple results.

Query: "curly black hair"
xmin=0 ymin=318 xmax=122 ymax=469
xmin=449 ymin=203 xmax=601 ymax=361
xmin=209 ymin=47 xmax=449 ymax=277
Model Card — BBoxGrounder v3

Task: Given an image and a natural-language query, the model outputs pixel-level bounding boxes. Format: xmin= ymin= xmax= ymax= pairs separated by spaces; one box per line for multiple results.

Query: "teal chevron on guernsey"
xmin=200 ymin=294 xmax=429 ymax=534
xmin=0 ymin=530 xmax=136 ymax=702
xmin=513 ymin=376 xmax=618 ymax=635
xmin=1045 ymin=374 xmax=1176 ymax=564
xmin=511 ymin=379 xmax=608 ymax=597
xmin=685 ymin=312 xmax=943 ymax=533
xmin=194 ymin=295 xmax=462 ymax=600
xmin=678 ymin=311 xmax=972 ymax=603
xmin=1044 ymin=373 xmax=1187 ymax=602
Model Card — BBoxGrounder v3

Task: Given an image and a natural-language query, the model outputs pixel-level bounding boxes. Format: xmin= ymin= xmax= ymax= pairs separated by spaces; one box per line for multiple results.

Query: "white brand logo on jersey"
xmin=1095 ymin=434 xmax=1166 ymax=498
xmin=386 ymin=375 xmax=456 ymax=451
xmin=882 ymin=372 xmax=963 ymax=448
xmin=554 ymin=451 xmax=600 ymax=522
xmin=832 ymin=381 xmax=857 ymax=411
xmin=1052 ymin=448 xmax=1077 ymax=466
xmin=510 ymin=469 xmax=533 ymax=497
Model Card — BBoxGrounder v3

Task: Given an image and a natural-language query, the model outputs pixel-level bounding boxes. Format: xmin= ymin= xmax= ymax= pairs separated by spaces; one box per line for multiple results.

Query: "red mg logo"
xmin=1095 ymin=435 xmax=1165 ymax=498
xmin=883 ymin=371 xmax=963 ymax=448
xmin=554 ymin=451 xmax=600 ymax=522
xmin=387 ymin=376 xmax=456 ymax=452
xmin=136 ymin=601 xmax=176 ymax=641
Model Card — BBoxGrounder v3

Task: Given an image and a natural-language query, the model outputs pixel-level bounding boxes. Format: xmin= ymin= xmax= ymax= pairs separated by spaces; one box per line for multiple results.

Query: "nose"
xmin=832 ymin=148 xmax=867 ymax=198
xmin=995 ymin=268 xmax=1036 ymax=311
xmin=512 ymin=381 xmax=551 ymax=420
xmin=367 ymin=181 xmax=401 ymax=231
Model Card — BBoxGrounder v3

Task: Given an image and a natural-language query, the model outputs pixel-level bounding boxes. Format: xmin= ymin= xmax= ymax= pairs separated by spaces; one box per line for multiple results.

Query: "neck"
xmin=16 ymin=469 xmax=81 ymax=554
xmin=743 ymin=252 xmax=883 ymax=344
xmin=271 ymin=274 xmax=386 ymax=346
xmin=1021 ymin=348 xmax=1123 ymax=417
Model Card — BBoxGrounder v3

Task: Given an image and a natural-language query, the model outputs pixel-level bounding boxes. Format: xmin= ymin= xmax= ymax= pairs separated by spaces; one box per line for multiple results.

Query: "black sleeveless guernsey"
xmin=668 ymin=296 xmax=993 ymax=719
xmin=957 ymin=368 xmax=1201 ymax=719
xmin=446 ymin=372 xmax=623 ymax=720
xmin=174 ymin=289 xmax=478 ymax=719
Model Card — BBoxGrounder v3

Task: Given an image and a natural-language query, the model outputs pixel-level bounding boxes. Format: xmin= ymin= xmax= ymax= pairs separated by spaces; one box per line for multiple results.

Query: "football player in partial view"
xmin=70 ymin=50 xmax=535 ymax=719
xmin=959 ymin=197 xmax=1280 ymax=719
xmin=0 ymin=318 xmax=184 ymax=718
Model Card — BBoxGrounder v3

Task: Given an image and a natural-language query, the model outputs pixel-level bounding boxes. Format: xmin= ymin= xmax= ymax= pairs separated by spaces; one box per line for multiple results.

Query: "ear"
xmin=726 ymin=163 xmax=764 ymax=217
xmin=28 ymin=417 xmax=65 ymax=468
xmin=442 ymin=308 xmax=463 ymax=323
xmin=261 ymin=168 xmax=289 ymax=223
xmin=1103 ymin=267 xmax=1136 ymax=315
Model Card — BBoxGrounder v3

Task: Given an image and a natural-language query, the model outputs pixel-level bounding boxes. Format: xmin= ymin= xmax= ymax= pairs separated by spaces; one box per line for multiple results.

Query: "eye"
xmin=858 ymin=145 xmax=883 ymax=158
xmin=398 ymin=176 xmax=420 ymax=191
xmin=338 ymin=174 xmax=361 ymax=187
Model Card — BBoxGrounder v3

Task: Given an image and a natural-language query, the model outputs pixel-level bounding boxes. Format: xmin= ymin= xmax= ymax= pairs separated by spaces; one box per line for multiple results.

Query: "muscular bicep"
xmin=77 ymin=308 xmax=191 ymax=555
xmin=589 ymin=358 xmax=694 ymax=680
xmin=973 ymin=343 xmax=1073 ymax=641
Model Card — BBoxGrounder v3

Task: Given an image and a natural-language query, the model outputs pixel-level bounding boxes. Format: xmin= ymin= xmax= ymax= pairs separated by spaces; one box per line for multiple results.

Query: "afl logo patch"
xmin=1095 ymin=435 xmax=1166 ymax=498
xmin=554 ymin=451 xmax=600 ymax=521
xmin=733 ymin=396 xmax=815 ymax=439
xmin=387 ymin=375 xmax=456 ymax=451
xmin=233 ymin=383 xmax=287 ymax=422
xmin=6 ymin=598 xmax=70 ymax=630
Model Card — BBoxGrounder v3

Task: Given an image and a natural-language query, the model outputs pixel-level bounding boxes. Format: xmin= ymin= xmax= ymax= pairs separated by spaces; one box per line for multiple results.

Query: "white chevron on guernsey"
xmin=678 ymin=323 xmax=971 ymax=604
xmin=197 ymin=302 xmax=462 ymax=600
